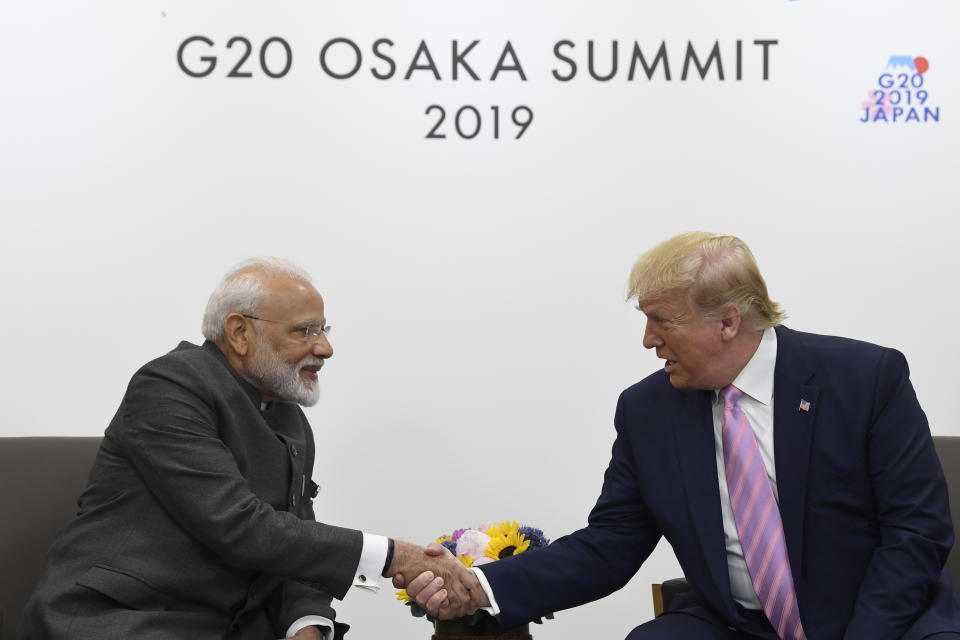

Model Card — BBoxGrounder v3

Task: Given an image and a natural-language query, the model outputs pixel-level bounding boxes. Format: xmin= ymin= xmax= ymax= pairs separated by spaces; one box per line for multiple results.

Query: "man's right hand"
xmin=387 ymin=541 xmax=489 ymax=618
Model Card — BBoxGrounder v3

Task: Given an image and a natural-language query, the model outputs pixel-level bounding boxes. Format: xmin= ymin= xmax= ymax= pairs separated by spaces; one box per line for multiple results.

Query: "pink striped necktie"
xmin=721 ymin=384 xmax=806 ymax=640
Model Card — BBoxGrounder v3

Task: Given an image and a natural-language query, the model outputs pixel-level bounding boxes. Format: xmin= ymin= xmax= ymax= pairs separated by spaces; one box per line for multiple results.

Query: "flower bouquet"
xmin=397 ymin=520 xmax=552 ymax=639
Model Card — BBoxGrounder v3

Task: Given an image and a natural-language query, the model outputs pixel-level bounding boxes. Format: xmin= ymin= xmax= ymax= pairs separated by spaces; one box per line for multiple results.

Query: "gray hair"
xmin=201 ymin=257 xmax=313 ymax=342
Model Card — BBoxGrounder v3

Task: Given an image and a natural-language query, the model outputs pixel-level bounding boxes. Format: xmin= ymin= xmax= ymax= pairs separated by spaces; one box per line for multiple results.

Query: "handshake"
xmin=386 ymin=540 xmax=492 ymax=619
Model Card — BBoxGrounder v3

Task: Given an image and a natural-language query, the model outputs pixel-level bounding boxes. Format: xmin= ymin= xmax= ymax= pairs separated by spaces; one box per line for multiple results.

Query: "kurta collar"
xmin=202 ymin=339 xmax=268 ymax=412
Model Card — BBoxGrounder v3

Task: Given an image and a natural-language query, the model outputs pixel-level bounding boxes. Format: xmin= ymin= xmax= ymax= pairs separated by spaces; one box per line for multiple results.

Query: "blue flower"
xmin=519 ymin=526 xmax=550 ymax=550
xmin=441 ymin=539 xmax=458 ymax=555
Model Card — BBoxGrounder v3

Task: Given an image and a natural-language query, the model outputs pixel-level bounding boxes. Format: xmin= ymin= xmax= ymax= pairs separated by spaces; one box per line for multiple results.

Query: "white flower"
xmin=455 ymin=529 xmax=491 ymax=559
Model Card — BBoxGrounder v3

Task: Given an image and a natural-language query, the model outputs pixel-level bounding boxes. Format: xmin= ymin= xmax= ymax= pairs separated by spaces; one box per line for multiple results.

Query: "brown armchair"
xmin=0 ymin=437 xmax=102 ymax=640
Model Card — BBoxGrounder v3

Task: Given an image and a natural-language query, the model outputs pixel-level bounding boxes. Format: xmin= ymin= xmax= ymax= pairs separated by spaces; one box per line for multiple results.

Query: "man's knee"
xmin=625 ymin=613 xmax=740 ymax=640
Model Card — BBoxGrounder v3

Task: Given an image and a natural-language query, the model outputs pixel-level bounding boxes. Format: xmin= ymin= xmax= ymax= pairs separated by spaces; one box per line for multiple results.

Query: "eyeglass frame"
xmin=241 ymin=314 xmax=332 ymax=342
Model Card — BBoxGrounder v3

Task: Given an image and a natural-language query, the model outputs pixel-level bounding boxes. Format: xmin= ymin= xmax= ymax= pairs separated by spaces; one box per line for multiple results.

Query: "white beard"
xmin=245 ymin=332 xmax=322 ymax=407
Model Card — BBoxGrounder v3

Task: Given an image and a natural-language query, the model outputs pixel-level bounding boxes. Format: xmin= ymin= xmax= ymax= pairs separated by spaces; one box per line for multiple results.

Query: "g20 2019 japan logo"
xmin=861 ymin=55 xmax=939 ymax=123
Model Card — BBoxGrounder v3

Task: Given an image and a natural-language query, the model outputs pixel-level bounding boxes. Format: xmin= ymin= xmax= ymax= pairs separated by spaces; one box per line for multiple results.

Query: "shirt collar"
xmin=720 ymin=327 xmax=777 ymax=405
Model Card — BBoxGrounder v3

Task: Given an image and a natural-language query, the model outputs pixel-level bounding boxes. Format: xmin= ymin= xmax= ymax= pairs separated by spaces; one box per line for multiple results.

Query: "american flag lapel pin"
xmin=799 ymin=399 xmax=811 ymax=412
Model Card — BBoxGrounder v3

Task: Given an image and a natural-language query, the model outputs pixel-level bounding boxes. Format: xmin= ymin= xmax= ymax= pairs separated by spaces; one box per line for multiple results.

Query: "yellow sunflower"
xmin=458 ymin=555 xmax=474 ymax=568
xmin=484 ymin=520 xmax=520 ymax=538
xmin=485 ymin=527 xmax=530 ymax=561
xmin=436 ymin=535 xmax=452 ymax=544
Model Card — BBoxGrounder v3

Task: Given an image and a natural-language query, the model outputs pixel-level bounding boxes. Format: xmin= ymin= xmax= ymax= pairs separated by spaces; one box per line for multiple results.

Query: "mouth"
xmin=663 ymin=359 xmax=678 ymax=373
xmin=300 ymin=362 xmax=324 ymax=380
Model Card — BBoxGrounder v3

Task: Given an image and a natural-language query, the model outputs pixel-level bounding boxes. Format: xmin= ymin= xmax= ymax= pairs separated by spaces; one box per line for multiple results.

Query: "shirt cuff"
xmin=471 ymin=567 xmax=501 ymax=617
xmin=286 ymin=615 xmax=333 ymax=639
xmin=353 ymin=532 xmax=389 ymax=593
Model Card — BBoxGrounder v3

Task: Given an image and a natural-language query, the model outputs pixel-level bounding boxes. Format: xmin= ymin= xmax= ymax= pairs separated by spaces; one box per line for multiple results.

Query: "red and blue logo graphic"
xmin=861 ymin=55 xmax=939 ymax=123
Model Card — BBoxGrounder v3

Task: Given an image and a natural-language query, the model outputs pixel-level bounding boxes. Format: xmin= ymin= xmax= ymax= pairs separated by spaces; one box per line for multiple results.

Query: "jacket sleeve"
xmin=842 ymin=349 xmax=953 ymax=639
xmin=271 ymin=579 xmax=339 ymax=637
xmin=481 ymin=393 xmax=662 ymax=630
xmin=114 ymin=363 xmax=364 ymax=600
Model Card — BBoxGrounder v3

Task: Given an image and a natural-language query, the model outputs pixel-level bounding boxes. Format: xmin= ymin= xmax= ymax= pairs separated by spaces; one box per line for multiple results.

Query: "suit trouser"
xmin=625 ymin=613 xmax=960 ymax=640
xmin=20 ymin=581 xmax=275 ymax=640
xmin=626 ymin=610 xmax=777 ymax=640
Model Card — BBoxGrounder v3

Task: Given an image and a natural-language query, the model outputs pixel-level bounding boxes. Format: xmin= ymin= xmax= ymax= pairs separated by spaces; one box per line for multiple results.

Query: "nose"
xmin=311 ymin=335 xmax=333 ymax=359
xmin=642 ymin=319 xmax=663 ymax=350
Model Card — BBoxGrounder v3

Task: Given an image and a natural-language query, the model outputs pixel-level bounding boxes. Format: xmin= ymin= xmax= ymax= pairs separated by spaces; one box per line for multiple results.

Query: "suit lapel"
xmin=674 ymin=388 xmax=736 ymax=613
xmin=772 ymin=326 xmax=819 ymax=580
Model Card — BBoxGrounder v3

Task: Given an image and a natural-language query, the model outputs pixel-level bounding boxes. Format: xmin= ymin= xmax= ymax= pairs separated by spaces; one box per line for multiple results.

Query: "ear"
xmin=222 ymin=313 xmax=252 ymax=356
xmin=718 ymin=305 xmax=743 ymax=342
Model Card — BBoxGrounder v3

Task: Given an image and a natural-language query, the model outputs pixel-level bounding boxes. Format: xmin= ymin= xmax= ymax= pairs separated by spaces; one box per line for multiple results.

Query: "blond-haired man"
xmin=405 ymin=232 xmax=960 ymax=639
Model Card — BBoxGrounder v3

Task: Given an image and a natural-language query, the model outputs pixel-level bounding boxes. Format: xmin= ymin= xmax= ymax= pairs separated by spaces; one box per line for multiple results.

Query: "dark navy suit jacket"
xmin=482 ymin=326 xmax=960 ymax=639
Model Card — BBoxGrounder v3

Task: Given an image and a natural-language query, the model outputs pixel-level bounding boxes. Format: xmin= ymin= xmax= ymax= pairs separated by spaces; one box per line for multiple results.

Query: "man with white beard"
xmin=20 ymin=258 xmax=473 ymax=640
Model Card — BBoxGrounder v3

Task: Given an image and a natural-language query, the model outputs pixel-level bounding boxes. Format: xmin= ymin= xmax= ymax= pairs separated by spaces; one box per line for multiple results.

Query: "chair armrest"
xmin=651 ymin=578 xmax=691 ymax=616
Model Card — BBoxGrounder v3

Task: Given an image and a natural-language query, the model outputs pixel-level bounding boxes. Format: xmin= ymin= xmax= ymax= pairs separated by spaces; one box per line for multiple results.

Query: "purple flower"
xmin=441 ymin=539 xmax=457 ymax=555
xmin=450 ymin=528 xmax=468 ymax=542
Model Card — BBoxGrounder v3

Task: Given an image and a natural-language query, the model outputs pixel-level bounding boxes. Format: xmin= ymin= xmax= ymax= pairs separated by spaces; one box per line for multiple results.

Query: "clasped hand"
xmin=389 ymin=541 xmax=490 ymax=619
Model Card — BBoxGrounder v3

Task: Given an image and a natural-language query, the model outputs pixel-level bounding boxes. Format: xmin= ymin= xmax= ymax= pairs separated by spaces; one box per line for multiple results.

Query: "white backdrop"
xmin=1 ymin=0 xmax=958 ymax=638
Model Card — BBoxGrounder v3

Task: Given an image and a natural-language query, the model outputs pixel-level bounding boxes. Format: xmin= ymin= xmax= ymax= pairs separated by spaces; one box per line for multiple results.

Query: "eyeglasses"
xmin=242 ymin=314 xmax=332 ymax=342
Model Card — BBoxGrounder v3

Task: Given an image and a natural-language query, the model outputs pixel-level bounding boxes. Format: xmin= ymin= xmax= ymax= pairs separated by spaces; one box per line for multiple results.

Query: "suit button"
xmin=291 ymin=492 xmax=298 ymax=506
xmin=290 ymin=444 xmax=299 ymax=457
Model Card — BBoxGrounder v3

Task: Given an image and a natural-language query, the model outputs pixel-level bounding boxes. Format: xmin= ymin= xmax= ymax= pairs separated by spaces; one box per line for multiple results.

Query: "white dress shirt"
xmin=474 ymin=327 xmax=780 ymax=617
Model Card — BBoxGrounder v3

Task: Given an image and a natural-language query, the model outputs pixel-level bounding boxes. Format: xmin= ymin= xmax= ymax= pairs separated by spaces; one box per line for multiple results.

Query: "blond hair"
xmin=627 ymin=232 xmax=786 ymax=330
